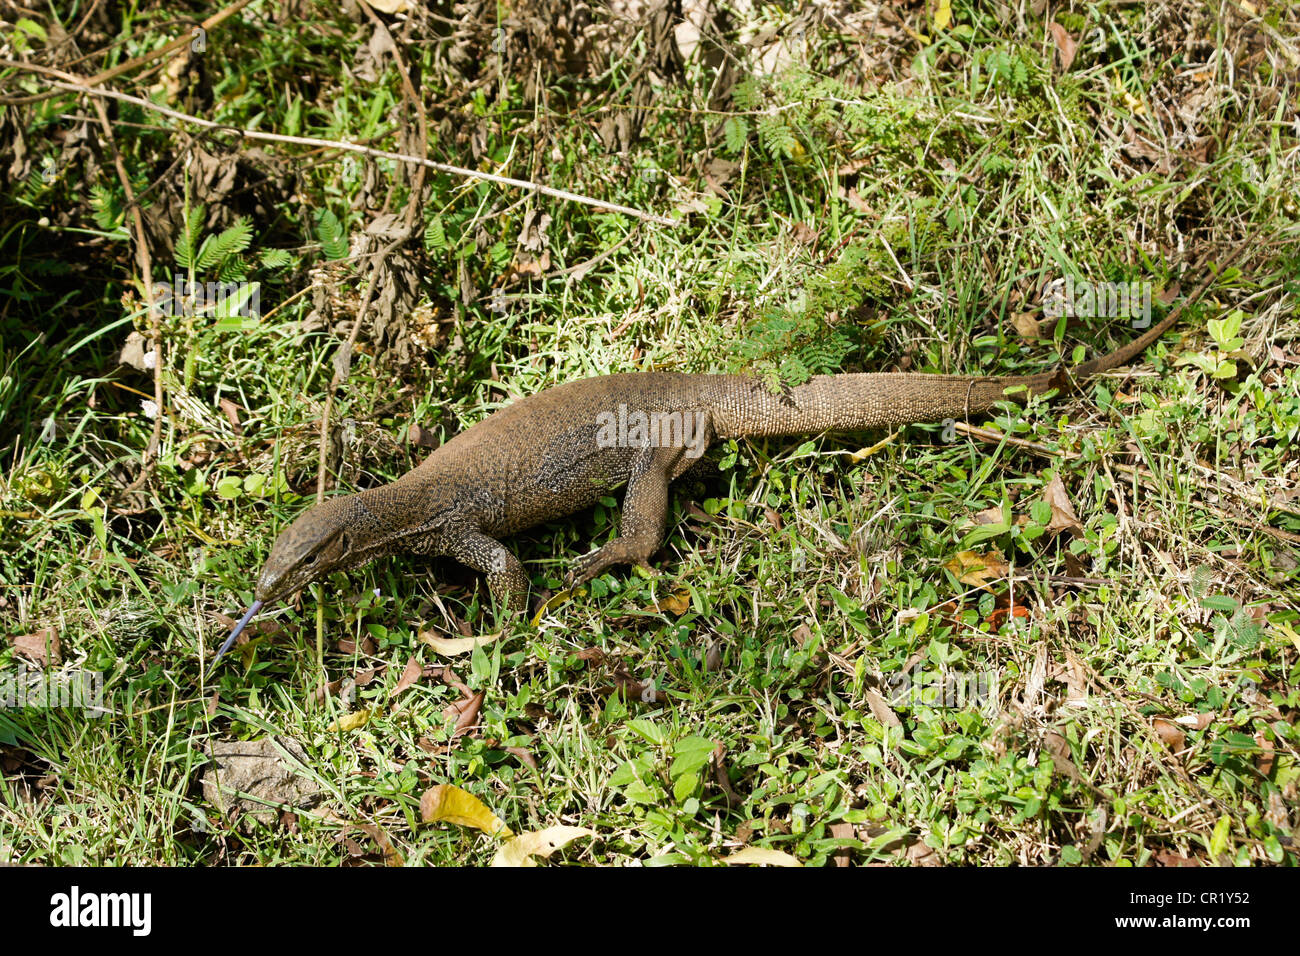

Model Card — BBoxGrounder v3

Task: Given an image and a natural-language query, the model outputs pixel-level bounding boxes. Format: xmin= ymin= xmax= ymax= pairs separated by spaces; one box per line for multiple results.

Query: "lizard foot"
xmin=566 ymin=540 xmax=655 ymax=588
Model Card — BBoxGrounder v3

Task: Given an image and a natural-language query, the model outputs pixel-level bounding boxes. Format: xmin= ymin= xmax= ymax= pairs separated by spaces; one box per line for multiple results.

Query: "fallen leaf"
xmin=391 ymin=656 xmax=422 ymax=698
xmin=217 ymin=397 xmax=243 ymax=434
xmin=1022 ymin=644 xmax=1048 ymax=713
xmin=407 ymin=423 xmax=440 ymax=448
xmin=445 ymin=690 xmax=485 ymax=738
xmin=932 ymin=0 xmax=952 ymax=32
xmin=419 ymin=629 xmax=502 ymax=656
xmin=648 ymin=588 xmax=691 ymax=616
xmin=866 ymin=687 xmax=902 ymax=728
xmin=328 ymin=708 xmax=372 ymax=733
xmin=1255 ymin=732 xmax=1274 ymax=778
xmin=11 ymin=629 xmax=60 ymax=666
xmin=491 ymin=825 xmax=595 ymax=867
xmin=830 ymin=822 xmax=856 ymax=867
xmin=944 ymin=550 xmax=1009 ymax=589
xmin=1153 ymin=719 xmax=1187 ymax=752
xmin=1011 ymin=311 xmax=1042 ymax=339
xmin=504 ymin=746 xmax=539 ymax=771
xmin=722 ymin=846 xmax=802 ymax=867
xmin=790 ymin=222 xmax=818 ymax=245
xmin=845 ymin=429 xmax=901 ymax=462
xmin=1041 ymin=475 xmax=1083 ymax=536
xmin=353 ymin=821 xmax=405 ymax=866
xmin=419 ymin=784 xmax=511 ymax=837
xmin=531 ymin=588 xmax=578 ymax=626
xmin=1048 ymin=21 xmax=1077 ymax=71
xmin=905 ymin=841 xmax=941 ymax=866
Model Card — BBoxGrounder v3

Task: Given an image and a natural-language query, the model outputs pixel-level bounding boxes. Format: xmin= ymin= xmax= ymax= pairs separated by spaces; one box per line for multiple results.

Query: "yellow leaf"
xmin=418 ymin=629 xmax=502 ymax=656
xmin=933 ymin=0 xmax=952 ymax=32
xmin=530 ymin=588 xmax=580 ymax=627
xmin=944 ymin=550 xmax=1008 ymax=589
xmin=722 ymin=846 xmax=803 ymax=867
xmin=844 ymin=429 xmax=901 ymax=462
xmin=328 ymin=708 xmax=372 ymax=732
xmin=648 ymin=588 xmax=691 ymax=616
xmin=1274 ymin=622 xmax=1300 ymax=654
xmin=491 ymin=825 xmax=595 ymax=867
xmin=419 ymin=784 xmax=512 ymax=837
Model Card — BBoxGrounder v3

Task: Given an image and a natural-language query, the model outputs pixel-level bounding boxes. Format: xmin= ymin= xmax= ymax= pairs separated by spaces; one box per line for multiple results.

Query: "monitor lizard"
xmin=213 ymin=249 xmax=1242 ymax=662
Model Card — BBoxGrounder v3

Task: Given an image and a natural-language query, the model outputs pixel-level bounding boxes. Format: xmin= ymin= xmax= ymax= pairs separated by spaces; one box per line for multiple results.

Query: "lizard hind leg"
xmin=567 ymin=433 xmax=701 ymax=588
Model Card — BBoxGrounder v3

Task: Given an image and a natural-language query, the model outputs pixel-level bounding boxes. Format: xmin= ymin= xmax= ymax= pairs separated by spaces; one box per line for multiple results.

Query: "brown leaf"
xmin=830 ymin=822 xmax=856 ymax=867
xmin=391 ymin=656 xmax=423 ymax=698
xmin=407 ymin=423 xmax=440 ymax=448
xmin=1152 ymin=850 xmax=1201 ymax=867
xmin=865 ymin=687 xmax=902 ymax=728
xmin=844 ymin=187 xmax=871 ymax=214
xmin=337 ymin=635 xmax=378 ymax=656
xmin=1172 ymin=713 xmax=1214 ymax=730
xmin=711 ymin=743 xmax=744 ymax=809
xmin=1048 ymin=21 xmax=1077 ymax=71
xmin=443 ymin=690 xmax=485 ymax=738
xmin=610 ymin=669 xmax=670 ymax=704
xmin=11 ymin=629 xmax=60 ymax=667
xmin=504 ymin=746 xmax=539 ymax=771
xmin=353 ymin=821 xmax=405 ymax=866
xmin=1255 ymin=732 xmax=1275 ymax=777
xmin=217 ymin=397 xmax=244 ymax=435
xmin=1041 ymin=475 xmax=1082 ymax=536
xmin=905 ymin=841 xmax=941 ymax=866
xmin=790 ymin=222 xmax=818 ymax=245
xmin=1011 ymin=311 xmax=1042 ymax=339
xmin=1153 ymin=718 xmax=1187 ymax=752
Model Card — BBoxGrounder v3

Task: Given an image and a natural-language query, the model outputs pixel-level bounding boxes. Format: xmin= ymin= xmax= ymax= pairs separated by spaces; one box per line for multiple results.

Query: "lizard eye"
xmin=303 ymin=551 xmax=317 ymax=565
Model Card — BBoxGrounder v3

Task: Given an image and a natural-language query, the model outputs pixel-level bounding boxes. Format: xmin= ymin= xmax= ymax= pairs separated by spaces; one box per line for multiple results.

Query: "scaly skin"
xmin=214 ymin=253 xmax=1236 ymax=661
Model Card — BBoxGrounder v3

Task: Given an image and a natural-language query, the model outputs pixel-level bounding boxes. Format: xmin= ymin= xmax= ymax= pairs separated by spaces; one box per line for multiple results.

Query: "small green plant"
xmin=1178 ymin=309 xmax=1247 ymax=383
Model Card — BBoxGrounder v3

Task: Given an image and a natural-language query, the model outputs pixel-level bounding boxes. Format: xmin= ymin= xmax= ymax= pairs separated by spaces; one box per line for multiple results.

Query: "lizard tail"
xmin=709 ymin=370 xmax=1054 ymax=439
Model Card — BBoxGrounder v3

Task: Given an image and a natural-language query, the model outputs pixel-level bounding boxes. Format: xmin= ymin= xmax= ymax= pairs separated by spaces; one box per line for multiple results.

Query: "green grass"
xmin=1 ymin=0 xmax=1298 ymax=866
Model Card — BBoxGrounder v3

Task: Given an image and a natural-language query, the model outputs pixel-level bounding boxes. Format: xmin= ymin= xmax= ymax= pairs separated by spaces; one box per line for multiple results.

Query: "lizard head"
xmin=215 ymin=495 xmax=369 ymax=662
xmin=255 ymin=495 xmax=362 ymax=605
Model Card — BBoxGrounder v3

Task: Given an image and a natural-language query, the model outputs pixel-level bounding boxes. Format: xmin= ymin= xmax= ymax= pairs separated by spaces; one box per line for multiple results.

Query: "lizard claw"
xmin=565 ymin=547 xmax=609 ymax=589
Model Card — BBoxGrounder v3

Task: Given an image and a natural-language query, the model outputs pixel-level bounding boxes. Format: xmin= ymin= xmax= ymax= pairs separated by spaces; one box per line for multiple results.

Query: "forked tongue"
xmin=213 ymin=600 xmax=264 ymax=663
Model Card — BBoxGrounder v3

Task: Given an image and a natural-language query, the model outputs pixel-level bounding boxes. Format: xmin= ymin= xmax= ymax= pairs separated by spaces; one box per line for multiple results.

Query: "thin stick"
xmin=8 ymin=71 xmax=676 ymax=226
xmin=87 ymin=94 xmax=162 ymax=490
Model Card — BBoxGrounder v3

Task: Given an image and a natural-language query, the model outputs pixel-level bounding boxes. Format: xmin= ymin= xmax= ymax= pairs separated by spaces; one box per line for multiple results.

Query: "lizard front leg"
xmin=568 ymin=411 xmax=713 ymax=586
xmin=445 ymin=527 xmax=530 ymax=616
